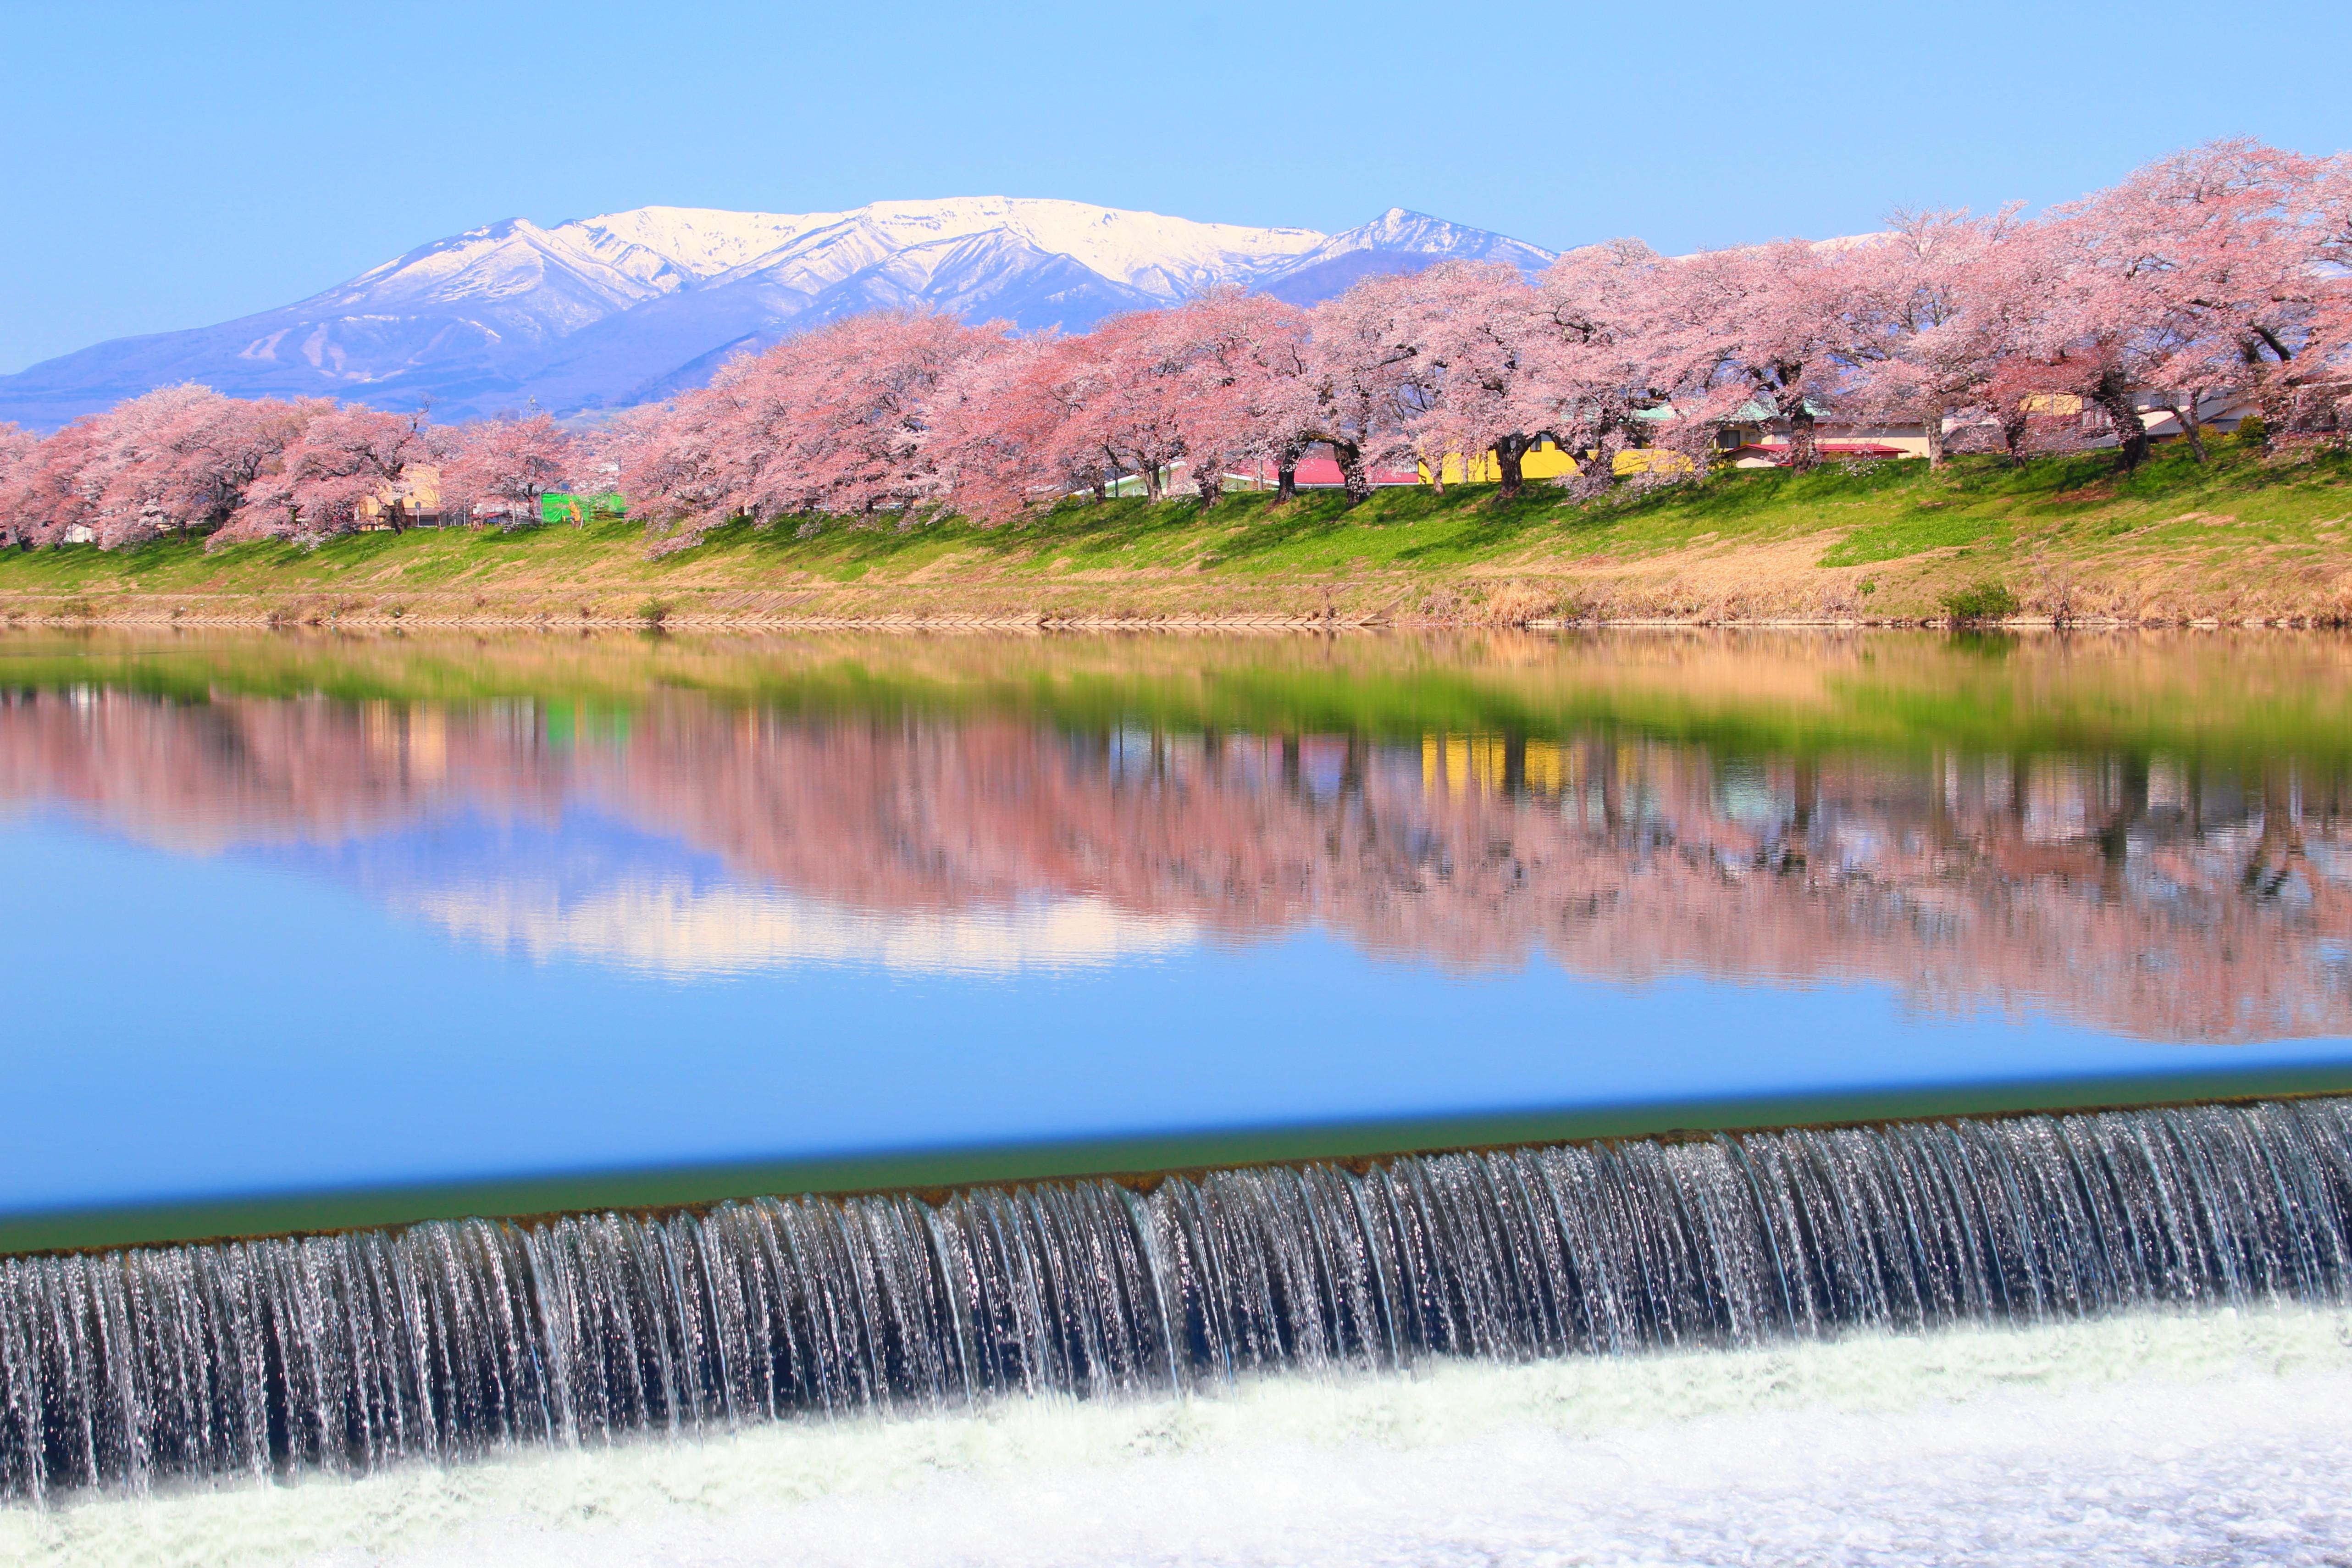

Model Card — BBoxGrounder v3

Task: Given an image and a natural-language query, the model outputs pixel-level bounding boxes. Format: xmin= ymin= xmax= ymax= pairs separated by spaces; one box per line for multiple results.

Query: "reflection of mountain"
xmin=1 ymin=686 xmax=2345 ymax=1039
xmin=259 ymin=800 xmax=1197 ymax=975
xmin=415 ymin=879 xmax=1195 ymax=977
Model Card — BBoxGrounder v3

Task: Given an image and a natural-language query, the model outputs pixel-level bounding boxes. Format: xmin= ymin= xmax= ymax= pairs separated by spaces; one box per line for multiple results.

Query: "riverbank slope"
xmin=4 ymin=443 xmax=2348 ymax=627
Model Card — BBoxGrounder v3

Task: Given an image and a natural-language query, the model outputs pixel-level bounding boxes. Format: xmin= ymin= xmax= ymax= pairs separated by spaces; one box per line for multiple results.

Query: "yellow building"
xmin=1421 ymin=443 xmax=1695 ymax=484
xmin=1425 ymin=440 xmax=1582 ymax=485
xmin=356 ymin=464 xmax=448 ymax=527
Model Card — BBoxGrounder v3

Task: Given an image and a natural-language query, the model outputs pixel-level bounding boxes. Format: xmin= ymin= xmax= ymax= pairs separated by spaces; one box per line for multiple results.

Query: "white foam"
xmin=12 ymin=1305 xmax=2352 ymax=1566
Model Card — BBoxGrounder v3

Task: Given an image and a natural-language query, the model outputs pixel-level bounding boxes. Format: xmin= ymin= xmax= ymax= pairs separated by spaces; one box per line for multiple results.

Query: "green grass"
xmin=11 ymin=623 xmax=2352 ymax=770
xmin=4 ymin=439 xmax=2349 ymax=620
xmin=1939 ymin=581 xmax=2023 ymax=621
xmin=1816 ymin=509 xmax=2003 ymax=566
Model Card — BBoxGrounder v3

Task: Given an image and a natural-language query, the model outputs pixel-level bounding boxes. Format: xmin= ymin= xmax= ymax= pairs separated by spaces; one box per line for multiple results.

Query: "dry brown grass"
xmin=1477 ymin=582 xmax=1559 ymax=626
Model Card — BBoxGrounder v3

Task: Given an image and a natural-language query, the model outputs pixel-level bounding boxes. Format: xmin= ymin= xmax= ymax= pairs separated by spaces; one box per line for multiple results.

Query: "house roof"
xmin=1730 ymin=441 xmax=1911 ymax=464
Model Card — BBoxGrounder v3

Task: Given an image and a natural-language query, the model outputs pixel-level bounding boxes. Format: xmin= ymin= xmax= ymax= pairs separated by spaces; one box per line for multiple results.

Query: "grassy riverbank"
xmin=4 ymin=441 xmax=2350 ymax=626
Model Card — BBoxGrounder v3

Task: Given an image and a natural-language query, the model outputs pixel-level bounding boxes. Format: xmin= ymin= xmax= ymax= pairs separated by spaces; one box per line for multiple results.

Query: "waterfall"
xmin=8 ymin=1097 xmax=2352 ymax=1502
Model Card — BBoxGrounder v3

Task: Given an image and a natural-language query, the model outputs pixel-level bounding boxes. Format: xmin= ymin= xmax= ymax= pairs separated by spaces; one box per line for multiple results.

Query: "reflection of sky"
xmin=7 ymin=810 xmax=2352 ymax=1220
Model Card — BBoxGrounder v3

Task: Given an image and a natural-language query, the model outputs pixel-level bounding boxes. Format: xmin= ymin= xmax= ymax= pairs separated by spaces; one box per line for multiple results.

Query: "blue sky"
xmin=6 ymin=0 xmax=2350 ymax=374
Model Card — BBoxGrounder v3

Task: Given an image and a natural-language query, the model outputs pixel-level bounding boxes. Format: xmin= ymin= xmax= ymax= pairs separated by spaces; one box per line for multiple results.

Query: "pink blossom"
xmin=218 ymin=404 xmax=430 ymax=546
xmin=5 ymin=136 xmax=2348 ymax=556
xmin=0 ymin=421 xmax=103 ymax=549
xmin=440 ymin=414 xmax=576 ymax=528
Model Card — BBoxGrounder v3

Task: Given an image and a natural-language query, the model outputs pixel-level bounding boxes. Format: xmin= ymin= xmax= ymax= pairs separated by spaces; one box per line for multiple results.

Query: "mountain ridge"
xmin=0 ymin=197 xmax=1558 ymax=428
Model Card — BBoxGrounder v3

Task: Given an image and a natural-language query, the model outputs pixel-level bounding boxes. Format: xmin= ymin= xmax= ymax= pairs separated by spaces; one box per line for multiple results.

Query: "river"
xmin=3 ymin=627 xmax=2349 ymax=1561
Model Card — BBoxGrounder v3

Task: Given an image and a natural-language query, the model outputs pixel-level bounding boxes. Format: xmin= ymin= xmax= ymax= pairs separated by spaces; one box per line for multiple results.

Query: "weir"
xmin=7 ymin=1097 xmax=2352 ymax=1501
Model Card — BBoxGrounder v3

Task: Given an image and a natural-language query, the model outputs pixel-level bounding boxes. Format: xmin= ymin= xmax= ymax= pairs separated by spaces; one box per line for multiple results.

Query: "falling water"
xmin=9 ymin=1097 xmax=2352 ymax=1502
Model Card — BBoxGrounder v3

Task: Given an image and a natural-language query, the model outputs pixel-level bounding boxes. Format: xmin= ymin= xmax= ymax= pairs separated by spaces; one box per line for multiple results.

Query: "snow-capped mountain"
xmin=1261 ymin=210 xmax=1558 ymax=304
xmin=0 ymin=198 xmax=1556 ymax=427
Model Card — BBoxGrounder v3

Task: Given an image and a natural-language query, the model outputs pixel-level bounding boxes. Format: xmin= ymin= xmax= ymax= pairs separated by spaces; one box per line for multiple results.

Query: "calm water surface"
xmin=4 ymin=628 xmax=2350 ymax=1248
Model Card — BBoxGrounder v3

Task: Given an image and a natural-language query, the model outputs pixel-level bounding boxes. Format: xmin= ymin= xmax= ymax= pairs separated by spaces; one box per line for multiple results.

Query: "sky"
xmin=4 ymin=0 xmax=2351 ymax=375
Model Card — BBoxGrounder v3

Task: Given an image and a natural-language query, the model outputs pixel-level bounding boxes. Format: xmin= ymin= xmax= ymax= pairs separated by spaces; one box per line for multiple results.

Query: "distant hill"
xmin=0 ymin=198 xmax=1556 ymax=428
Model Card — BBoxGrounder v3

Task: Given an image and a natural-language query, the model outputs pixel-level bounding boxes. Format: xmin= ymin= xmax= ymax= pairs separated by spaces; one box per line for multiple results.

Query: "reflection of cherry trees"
xmin=2 ymin=687 xmax=2345 ymax=1042
xmin=0 ymin=689 xmax=564 ymax=853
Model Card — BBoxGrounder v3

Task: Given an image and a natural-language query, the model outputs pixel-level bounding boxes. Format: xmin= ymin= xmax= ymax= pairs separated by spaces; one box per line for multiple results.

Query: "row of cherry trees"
xmin=610 ymin=137 xmax=2352 ymax=541
xmin=3 ymin=139 xmax=2348 ymax=552
xmin=0 ymin=389 xmax=577 ymax=551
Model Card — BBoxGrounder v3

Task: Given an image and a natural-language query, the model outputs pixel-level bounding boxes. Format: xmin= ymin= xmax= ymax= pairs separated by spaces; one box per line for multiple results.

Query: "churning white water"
xmin=16 ymin=1101 xmax=2352 ymax=1561
xmin=7 ymin=1302 xmax=2352 ymax=1567
xmin=22 ymin=1101 xmax=2352 ymax=1503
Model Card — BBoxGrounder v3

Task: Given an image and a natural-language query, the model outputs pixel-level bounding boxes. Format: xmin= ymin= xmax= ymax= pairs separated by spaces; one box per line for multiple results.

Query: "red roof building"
xmin=1727 ymin=441 xmax=1914 ymax=467
xmin=1280 ymin=455 xmax=1423 ymax=488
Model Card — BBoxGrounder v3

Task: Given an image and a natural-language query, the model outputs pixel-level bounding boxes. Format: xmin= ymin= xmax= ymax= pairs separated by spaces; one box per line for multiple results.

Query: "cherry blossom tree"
xmin=778 ymin=311 xmax=1005 ymax=518
xmin=1004 ymin=292 xmax=1318 ymax=510
xmin=1394 ymin=262 xmax=1554 ymax=497
xmin=1653 ymin=238 xmax=1876 ymax=472
xmin=0 ymin=421 xmax=102 ymax=549
xmin=2126 ymin=142 xmax=2328 ymax=451
xmin=218 ymin=404 xmax=430 ymax=544
xmin=441 ymin=413 xmax=575 ymax=528
xmin=1187 ymin=295 xmax=1315 ymax=501
xmin=1037 ymin=308 xmax=1197 ymax=502
xmin=1528 ymin=239 xmax=1672 ymax=491
xmin=78 ymin=385 xmax=321 ymax=546
xmin=2035 ymin=140 xmax=2327 ymax=465
xmin=626 ymin=310 xmax=1005 ymax=545
xmin=1156 ymin=289 xmax=1311 ymax=507
xmin=608 ymin=387 xmax=747 ymax=541
xmin=1837 ymin=209 xmax=2057 ymax=466
xmin=922 ymin=331 xmax=1095 ymax=521
xmin=1297 ymin=273 xmax=1428 ymax=504
xmin=2293 ymin=150 xmax=2352 ymax=434
xmin=0 ymin=422 xmax=48 ymax=548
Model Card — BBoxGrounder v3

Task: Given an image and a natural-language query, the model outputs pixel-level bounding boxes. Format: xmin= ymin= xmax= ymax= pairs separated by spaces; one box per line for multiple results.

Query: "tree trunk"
xmin=1492 ymin=434 xmax=1532 ymax=499
xmin=2179 ymin=395 xmax=2206 ymax=462
xmin=2000 ymin=405 xmax=2031 ymax=465
xmin=1784 ymin=407 xmax=1819 ymax=472
xmin=1195 ymin=457 xmax=1220 ymax=508
xmin=1771 ymin=373 xmax=1819 ymax=473
xmin=1923 ymin=402 xmax=1948 ymax=468
xmin=1144 ymin=461 xmax=1163 ymax=502
xmin=1275 ymin=444 xmax=1299 ymax=503
xmin=1332 ymin=441 xmax=1372 ymax=506
xmin=2092 ymin=369 xmax=2149 ymax=471
xmin=2252 ymin=361 xmax=2291 ymax=445
xmin=1578 ymin=417 xmax=1622 ymax=488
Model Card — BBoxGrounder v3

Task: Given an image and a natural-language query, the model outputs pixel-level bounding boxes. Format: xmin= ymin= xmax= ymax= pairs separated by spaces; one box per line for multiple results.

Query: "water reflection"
xmin=2 ymin=631 xmax=2346 ymax=1041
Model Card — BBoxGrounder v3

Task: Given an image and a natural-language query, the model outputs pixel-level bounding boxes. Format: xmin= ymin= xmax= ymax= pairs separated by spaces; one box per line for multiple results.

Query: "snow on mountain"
xmin=325 ymin=219 xmax=688 ymax=314
xmin=0 ymin=198 xmax=1557 ymax=428
xmin=565 ymin=207 xmax=843 ymax=278
xmin=1293 ymin=208 xmax=1557 ymax=274
xmin=1260 ymin=208 xmax=1559 ymax=305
